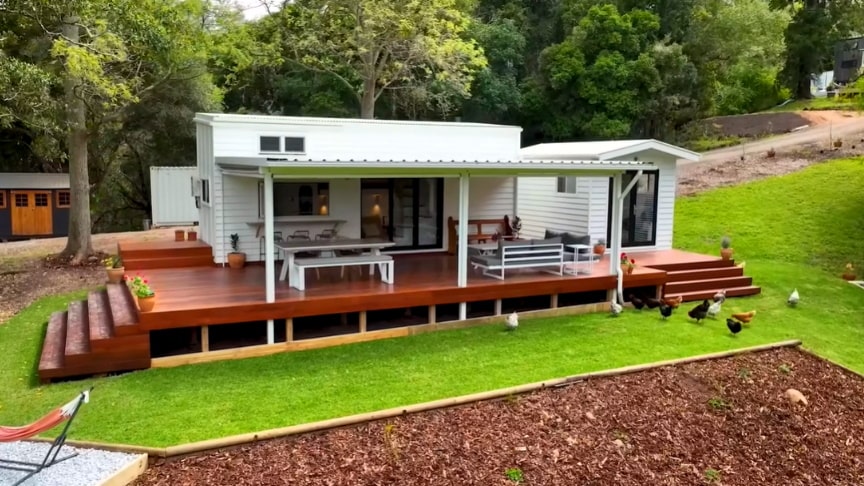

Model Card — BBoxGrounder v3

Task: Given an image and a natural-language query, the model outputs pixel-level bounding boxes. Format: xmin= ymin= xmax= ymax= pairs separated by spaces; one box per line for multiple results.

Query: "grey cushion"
xmin=532 ymin=236 xmax=562 ymax=246
xmin=471 ymin=255 xmax=502 ymax=268
xmin=544 ymin=229 xmax=590 ymax=247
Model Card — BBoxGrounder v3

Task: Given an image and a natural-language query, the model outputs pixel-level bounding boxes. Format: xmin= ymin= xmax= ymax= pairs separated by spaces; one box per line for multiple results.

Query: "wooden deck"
xmin=38 ymin=243 xmax=760 ymax=382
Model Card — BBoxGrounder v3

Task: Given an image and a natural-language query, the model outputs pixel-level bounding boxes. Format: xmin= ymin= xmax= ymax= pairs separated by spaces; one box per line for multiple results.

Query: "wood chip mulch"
xmin=135 ymin=348 xmax=864 ymax=486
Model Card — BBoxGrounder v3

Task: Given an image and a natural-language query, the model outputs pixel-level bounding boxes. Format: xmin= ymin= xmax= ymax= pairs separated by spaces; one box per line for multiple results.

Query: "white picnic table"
xmin=276 ymin=238 xmax=396 ymax=286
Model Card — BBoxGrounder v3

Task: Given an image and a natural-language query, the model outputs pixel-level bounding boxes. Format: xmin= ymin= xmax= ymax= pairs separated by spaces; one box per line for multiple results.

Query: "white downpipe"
xmin=458 ymin=173 xmax=470 ymax=320
xmin=611 ymin=170 xmax=643 ymax=304
xmin=264 ymin=169 xmax=276 ymax=303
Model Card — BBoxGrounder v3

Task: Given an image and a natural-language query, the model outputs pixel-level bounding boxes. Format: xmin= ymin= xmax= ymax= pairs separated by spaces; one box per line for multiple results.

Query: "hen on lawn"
xmin=505 ymin=312 xmax=519 ymax=332
xmin=662 ymin=295 xmax=683 ymax=308
xmin=713 ymin=289 xmax=727 ymax=303
xmin=731 ymin=310 xmax=756 ymax=324
xmin=628 ymin=294 xmax=646 ymax=310
xmin=726 ymin=318 xmax=743 ymax=335
xmin=610 ymin=300 xmax=623 ymax=317
xmin=643 ymin=296 xmax=663 ymax=309
xmin=706 ymin=300 xmax=722 ymax=319
xmin=787 ymin=289 xmax=800 ymax=307
xmin=659 ymin=303 xmax=673 ymax=320
xmin=688 ymin=300 xmax=711 ymax=323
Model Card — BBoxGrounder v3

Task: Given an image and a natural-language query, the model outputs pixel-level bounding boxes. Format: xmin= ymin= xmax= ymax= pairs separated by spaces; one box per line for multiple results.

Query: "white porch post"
xmin=458 ymin=173 xmax=470 ymax=320
xmin=264 ymin=169 xmax=276 ymax=304
xmin=609 ymin=173 xmax=624 ymax=304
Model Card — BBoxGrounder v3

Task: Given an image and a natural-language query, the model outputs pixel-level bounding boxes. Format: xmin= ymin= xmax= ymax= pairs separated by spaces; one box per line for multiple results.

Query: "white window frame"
xmin=556 ymin=176 xmax=578 ymax=194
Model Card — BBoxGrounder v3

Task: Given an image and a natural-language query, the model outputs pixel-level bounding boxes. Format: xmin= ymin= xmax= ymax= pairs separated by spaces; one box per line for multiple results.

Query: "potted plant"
xmin=125 ymin=274 xmax=156 ymax=312
xmin=720 ymin=236 xmax=733 ymax=260
xmin=593 ymin=238 xmax=606 ymax=256
xmin=102 ymin=255 xmax=125 ymax=283
xmin=842 ymin=263 xmax=856 ymax=281
xmin=227 ymin=233 xmax=246 ymax=269
xmin=187 ymin=227 xmax=198 ymax=242
xmin=174 ymin=228 xmax=185 ymax=242
xmin=619 ymin=252 xmax=635 ymax=275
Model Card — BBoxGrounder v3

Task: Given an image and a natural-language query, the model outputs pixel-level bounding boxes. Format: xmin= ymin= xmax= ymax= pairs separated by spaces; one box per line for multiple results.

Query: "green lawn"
xmin=770 ymin=97 xmax=858 ymax=112
xmin=1 ymin=158 xmax=863 ymax=447
xmin=682 ymin=135 xmax=747 ymax=153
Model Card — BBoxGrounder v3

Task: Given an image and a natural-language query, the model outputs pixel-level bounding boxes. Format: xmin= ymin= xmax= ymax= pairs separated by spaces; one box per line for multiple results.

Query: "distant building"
xmin=834 ymin=36 xmax=864 ymax=85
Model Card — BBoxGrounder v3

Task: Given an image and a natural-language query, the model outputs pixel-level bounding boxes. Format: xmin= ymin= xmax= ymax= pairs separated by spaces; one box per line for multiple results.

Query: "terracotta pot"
xmin=174 ymin=229 xmax=185 ymax=242
xmin=720 ymin=248 xmax=734 ymax=260
xmin=620 ymin=264 xmax=634 ymax=275
xmin=138 ymin=295 xmax=156 ymax=312
xmin=106 ymin=267 xmax=125 ymax=284
xmin=187 ymin=231 xmax=198 ymax=242
xmin=227 ymin=252 xmax=246 ymax=269
xmin=593 ymin=244 xmax=606 ymax=255
xmin=842 ymin=273 xmax=856 ymax=281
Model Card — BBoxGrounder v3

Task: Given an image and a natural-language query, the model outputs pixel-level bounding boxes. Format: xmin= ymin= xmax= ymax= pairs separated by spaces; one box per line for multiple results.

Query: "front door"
xmin=607 ymin=171 xmax=658 ymax=247
xmin=361 ymin=178 xmax=444 ymax=250
xmin=11 ymin=190 xmax=53 ymax=236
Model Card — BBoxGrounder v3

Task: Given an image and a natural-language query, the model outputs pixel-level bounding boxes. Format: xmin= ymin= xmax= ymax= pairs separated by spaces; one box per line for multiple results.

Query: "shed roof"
xmin=0 ymin=173 xmax=70 ymax=189
xmin=194 ymin=113 xmax=520 ymax=131
xmin=520 ymin=139 xmax=700 ymax=163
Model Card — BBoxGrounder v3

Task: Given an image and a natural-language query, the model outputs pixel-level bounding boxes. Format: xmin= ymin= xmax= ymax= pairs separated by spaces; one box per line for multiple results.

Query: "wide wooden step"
xmin=38 ymin=312 xmax=68 ymax=379
xmin=64 ymin=301 xmax=90 ymax=358
xmin=664 ymin=285 xmax=762 ymax=302
xmin=648 ymin=259 xmax=736 ymax=272
xmin=665 ymin=276 xmax=753 ymax=294
xmin=119 ymin=240 xmax=211 ymax=258
xmin=87 ymin=289 xmax=114 ymax=342
xmin=106 ymin=283 xmax=140 ymax=335
xmin=123 ymin=255 xmax=213 ymax=270
xmin=665 ymin=266 xmax=743 ymax=282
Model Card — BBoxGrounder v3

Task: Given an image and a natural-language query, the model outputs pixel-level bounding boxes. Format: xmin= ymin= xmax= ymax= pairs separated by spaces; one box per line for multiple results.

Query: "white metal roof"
xmin=520 ymin=139 xmax=700 ymax=162
xmin=0 ymin=173 xmax=70 ymax=189
xmin=194 ymin=113 xmax=520 ymax=131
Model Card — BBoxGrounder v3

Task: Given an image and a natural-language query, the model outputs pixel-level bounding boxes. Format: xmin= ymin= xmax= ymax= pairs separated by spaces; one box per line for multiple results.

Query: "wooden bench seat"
xmin=447 ymin=216 xmax=511 ymax=255
xmin=293 ymin=255 xmax=394 ymax=291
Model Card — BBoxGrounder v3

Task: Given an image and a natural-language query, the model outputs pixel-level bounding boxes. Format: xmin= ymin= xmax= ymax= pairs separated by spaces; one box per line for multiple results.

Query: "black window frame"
xmin=259 ymin=136 xmax=281 ymax=153
xmin=606 ymin=170 xmax=660 ymax=248
xmin=201 ymin=179 xmax=210 ymax=204
xmin=283 ymin=137 xmax=305 ymax=153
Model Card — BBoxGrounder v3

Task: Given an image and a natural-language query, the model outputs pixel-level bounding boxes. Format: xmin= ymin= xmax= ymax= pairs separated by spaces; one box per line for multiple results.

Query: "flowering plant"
xmin=124 ymin=274 xmax=154 ymax=298
xmin=102 ymin=255 xmax=122 ymax=269
xmin=620 ymin=252 xmax=635 ymax=270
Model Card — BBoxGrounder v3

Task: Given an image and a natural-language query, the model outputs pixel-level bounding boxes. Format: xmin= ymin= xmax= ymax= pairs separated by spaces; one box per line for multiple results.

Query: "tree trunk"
xmin=360 ymin=77 xmax=376 ymax=119
xmin=60 ymin=15 xmax=93 ymax=263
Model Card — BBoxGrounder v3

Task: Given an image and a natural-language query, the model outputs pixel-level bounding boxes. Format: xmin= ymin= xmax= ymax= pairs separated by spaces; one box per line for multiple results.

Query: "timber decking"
xmin=120 ymin=240 xmax=213 ymax=270
xmin=38 ymin=246 xmax=760 ymax=381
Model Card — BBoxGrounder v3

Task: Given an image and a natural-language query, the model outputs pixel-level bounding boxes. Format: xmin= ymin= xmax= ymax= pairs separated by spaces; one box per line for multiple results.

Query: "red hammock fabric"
xmin=0 ymin=393 xmax=87 ymax=443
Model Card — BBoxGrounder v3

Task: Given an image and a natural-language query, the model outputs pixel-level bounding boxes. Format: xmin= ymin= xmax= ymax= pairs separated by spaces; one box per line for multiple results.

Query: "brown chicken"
xmin=731 ymin=310 xmax=756 ymax=324
xmin=662 ymin=295 xmax=683 ymax=308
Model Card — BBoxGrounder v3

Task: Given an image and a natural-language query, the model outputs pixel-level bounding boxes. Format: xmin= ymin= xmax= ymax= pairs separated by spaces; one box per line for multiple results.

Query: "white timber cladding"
xmin=150 ymin=167 xmax=198 ymax=227
xmin=516 ymin=177 xmax=590 ymax=239
xmin=197 ymin=114 xmax=523 ymax=162
xmin=442 ymin=177 xmax=516 ymax=250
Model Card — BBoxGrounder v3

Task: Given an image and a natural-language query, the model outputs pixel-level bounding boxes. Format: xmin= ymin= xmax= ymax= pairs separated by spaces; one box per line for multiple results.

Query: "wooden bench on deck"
xmin=447 ymin=216 xmax=511 ymax=255
xmin=292 ymin=255 xmax=394 ymax=291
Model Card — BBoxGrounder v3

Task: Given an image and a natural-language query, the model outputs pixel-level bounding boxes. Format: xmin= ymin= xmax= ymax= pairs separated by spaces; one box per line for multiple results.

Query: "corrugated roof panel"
xmin=0 ymin=173 xmax=70 ymax=189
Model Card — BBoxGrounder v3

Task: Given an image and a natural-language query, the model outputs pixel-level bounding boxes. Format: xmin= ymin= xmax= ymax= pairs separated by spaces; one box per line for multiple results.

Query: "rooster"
xmin=662 ymin=295 xmax=683 ymax=308
xmin=713 ymin=289 xmax=727 ymax=303
xmin=687 ymin=299 xmax=711 ymax=323
xmin=787 ymin=289 xmax=800 ymax=307
xmin=659 ymin=303 xmax=673 ymax=320
xmin=505 ymin=312 xmax=518 ymax=332
xmin=628 ymin=294 xmax=645 ymax=310
xmin=610 ymin=300 xmax=623 ymax=317
xmin=706 ymin=300 xmax=722 ymax=319
xmin=726 ymin=318 xmax=743 ymax=335
xmin=731 ymin=310 xmax=756 ymax=324
xmin=643 ymin=296 xmax=662 ymax=309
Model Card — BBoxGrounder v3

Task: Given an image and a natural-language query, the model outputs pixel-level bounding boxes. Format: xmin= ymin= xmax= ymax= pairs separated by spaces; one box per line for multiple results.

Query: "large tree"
xmin=278 ymin=0 xmax=487 ymax=119
xmin=0 ymin=0 xmax=218 ymax=262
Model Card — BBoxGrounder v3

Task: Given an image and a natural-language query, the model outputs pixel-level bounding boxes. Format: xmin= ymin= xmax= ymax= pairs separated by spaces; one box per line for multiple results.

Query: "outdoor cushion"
xmin=531 ymin=236 xmax=562 ymax=246
xmin=544 ymin=229 xmax=590 ymax=248
xmin=470 ymin=254 xmax=502 ymax=268
xmin=497 ymin=237 xmax=525 ymax=254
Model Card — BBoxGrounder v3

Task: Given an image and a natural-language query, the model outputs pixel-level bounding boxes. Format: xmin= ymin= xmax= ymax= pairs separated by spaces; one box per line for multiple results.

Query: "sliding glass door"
xmin=361 ymin=178 xmax=444 ymax=250
xmin=607 ymin=170 xmax=659 ymax=247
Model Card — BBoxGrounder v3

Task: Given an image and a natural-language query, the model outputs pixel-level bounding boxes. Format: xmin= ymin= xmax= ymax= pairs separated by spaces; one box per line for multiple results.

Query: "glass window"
xmin=284 ymin=137 xmax=305 ymax=153
xmin=57 ymin=190 xmax=71 ymax=207
xmin=15 ymin=193 xmax=28 ymax=207
xmin=557 ymin=176 xmax=577 ymax=193
xmin=260 ymin=136 xmax=280 ymax=152
xmin=34 ymin=193 xmax=49 ymax=207
xmin=259 ymin=182 xmax=330 ymax=217
xmin=0 ymin=191 xmax=5 ymax=209
xmin=201 ymin=179 xmax=210 ymax=203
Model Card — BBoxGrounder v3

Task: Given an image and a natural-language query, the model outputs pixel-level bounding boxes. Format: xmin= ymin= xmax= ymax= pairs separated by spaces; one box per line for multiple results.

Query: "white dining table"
xmin=276 ymin=238 xmax=396 ymax=282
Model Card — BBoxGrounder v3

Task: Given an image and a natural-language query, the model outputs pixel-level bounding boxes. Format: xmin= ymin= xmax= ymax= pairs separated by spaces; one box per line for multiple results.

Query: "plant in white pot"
xmin=227 ymin=233 xmax=246 ymax=269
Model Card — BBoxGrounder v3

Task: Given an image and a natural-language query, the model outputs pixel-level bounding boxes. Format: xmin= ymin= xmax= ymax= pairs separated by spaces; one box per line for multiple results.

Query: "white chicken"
xmin=706 ymin=300 xmax=722 ymax=319
xmin=787 ymin=288 xmax=800 ymax=307
xmin=505 ymin=312 xmax=519 ymax=331
xmin=713 ymin=289 xmax=727 ymax=303
xmin=610 ymin=300 xmax=623 ymax=317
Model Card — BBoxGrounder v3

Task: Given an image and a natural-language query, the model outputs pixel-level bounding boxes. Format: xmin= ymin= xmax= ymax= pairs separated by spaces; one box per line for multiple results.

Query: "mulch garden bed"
xmin=135 ymin=347 xmax=864 ymax=485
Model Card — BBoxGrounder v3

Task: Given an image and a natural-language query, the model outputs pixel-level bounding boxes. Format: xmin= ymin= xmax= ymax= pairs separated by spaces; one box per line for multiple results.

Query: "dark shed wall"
xmin=0 ymin=207 xmax=10 ymax=240
xmin=53 ymin=206 xmax=70 ymax=237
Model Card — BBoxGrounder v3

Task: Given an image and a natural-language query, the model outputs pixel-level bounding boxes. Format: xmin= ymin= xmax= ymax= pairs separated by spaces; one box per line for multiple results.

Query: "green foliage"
xmin=704 ymin=468 xmax=721 ymax=483
xmin=505 ymin=467 xmax=524 ymax=483
xmin=707 ymin=396 xmax=730 ymax=411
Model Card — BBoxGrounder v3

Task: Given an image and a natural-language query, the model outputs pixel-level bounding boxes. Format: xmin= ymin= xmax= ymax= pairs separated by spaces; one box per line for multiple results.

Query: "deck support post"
xmin=609 ymin=170 xmax=642 ymax=305
xmin=459 ymin=302 xmax=467 ymax=321
xmin=266 ymin=319 xmax=274 ymax=344
xmin=201 ymin=326 xmax=209 ymax=352
xmin=428 ymin=305 xmax=436 ymax=325
xmin=286 ymin=318 xmax=293 ymax=342
xmin=263 ymin=168 xmax=276 ymax=303
xmin=359 ymin=311 xmax=367 ymax=333
xmin=494 ymin=299 xmax=502 ymax=316
xmin=551 ymin=294 xmax=558 ymax=309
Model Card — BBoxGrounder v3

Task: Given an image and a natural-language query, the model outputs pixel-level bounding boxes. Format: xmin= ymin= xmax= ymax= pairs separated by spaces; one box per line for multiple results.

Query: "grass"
xmin=770 ymin=97 xmax=859 ymax=112
xmin=0 ymin=158 xmax=863 ymax=447
xmin=682 ymin=136 xmax=747 ymax=153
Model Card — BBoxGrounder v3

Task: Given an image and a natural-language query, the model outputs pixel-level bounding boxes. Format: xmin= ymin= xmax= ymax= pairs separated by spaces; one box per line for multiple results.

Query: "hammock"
xmin=0 ymin=389 xmax=91 ymax=486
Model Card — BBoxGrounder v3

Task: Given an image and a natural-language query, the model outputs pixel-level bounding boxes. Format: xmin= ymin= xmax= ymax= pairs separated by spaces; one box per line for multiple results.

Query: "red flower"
xmin=630 ymin=258 xmax=635 ymax=264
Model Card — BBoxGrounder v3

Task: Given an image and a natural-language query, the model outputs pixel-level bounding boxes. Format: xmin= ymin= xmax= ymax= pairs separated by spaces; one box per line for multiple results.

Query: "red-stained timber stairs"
xmin=656 ymin=258 xmax=760 ymax=302
xmin=38 ymin=283 xmax=150 ymax=383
